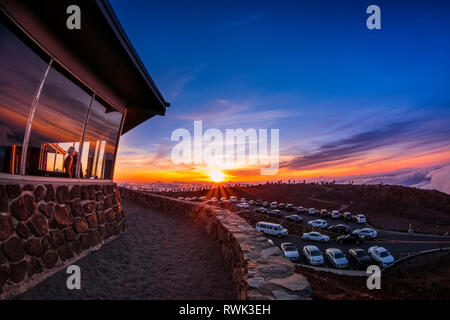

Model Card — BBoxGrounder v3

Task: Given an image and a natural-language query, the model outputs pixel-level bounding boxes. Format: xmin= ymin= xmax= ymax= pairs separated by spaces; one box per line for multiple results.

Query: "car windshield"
xmin=276 ymin=226 xmax=283 ymax=230
xmin=334 ymin=252 xmax=344 ymax=259
xmin=380 ymin=251 xmax=390 ymax=257
xmin=356 ymin=251 xmax=367 ymax=257
xmin=285 ymin=246 xmax=297 ymax=251
xmin=311 ymin=250 xmax=321 ymax=257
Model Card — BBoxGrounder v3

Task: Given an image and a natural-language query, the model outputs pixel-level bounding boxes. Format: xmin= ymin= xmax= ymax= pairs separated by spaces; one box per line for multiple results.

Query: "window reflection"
xmin=0 ymin=20 xmax=48 ymax=174
xmin=26 ymin=65 xmax=91 ymax=177
xmin=82 ymin=99 xmax=122 ymax=180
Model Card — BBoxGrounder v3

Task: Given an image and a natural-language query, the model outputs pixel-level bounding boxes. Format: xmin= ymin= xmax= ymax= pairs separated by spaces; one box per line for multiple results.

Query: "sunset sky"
xmin=111 ymin=0 xmax=450 ymax=183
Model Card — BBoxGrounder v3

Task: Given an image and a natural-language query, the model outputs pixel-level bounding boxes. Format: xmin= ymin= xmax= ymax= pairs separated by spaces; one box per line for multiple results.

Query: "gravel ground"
xmin=16 ymin=199 xmax=235 ymax=300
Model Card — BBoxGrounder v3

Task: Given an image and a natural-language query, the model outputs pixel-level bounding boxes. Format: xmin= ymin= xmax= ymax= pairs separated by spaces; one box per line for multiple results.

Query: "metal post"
xmin=75 ymin=93 xmax=95 ymax=179
xmin=20 ymin=59 xmax=53 ymax=175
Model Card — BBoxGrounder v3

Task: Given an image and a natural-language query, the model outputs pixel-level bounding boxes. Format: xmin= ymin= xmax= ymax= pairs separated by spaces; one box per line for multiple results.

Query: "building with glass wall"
xmin=0 ymin=0 xmax=169 ymax=182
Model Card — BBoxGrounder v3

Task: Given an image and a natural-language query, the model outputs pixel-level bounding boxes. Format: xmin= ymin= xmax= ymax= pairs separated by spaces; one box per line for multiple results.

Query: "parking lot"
xmin=229 ymin=201 xmax=450 ymax=271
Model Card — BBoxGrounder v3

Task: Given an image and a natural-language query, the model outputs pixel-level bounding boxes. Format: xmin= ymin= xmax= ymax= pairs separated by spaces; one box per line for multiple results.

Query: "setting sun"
xmin=208 ymin=171 xmax=226 ymax=183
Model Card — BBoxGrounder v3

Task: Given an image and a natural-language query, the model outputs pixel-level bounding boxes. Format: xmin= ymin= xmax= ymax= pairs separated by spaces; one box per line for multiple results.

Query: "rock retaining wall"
xmin=119 ymin=188 xmax=311 ymax=300
xmin=0 ymin=183 xmax=126 ymax=299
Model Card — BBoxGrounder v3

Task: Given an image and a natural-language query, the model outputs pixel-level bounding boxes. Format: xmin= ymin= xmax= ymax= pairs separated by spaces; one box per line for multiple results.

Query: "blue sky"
xmin=111 ymin=0 xmax=450 ymax=182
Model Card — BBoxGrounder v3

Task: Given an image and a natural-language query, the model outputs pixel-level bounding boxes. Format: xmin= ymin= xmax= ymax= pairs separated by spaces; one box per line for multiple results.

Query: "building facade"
xmin=0 ymin=0 xmax=168 ymax=298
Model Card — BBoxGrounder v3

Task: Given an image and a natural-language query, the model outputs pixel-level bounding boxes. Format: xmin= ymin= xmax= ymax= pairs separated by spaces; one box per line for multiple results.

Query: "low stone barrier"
xmin=0 ymin=183 xmax=126 ymax=299
xmin=119 ymin=188 xmax=311 ymax=300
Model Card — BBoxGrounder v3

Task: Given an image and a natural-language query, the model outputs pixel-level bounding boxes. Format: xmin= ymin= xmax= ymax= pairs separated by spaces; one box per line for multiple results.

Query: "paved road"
xmin=16 ymin=199 xmax=234 ymax=300
xmin=231 ymin=202 xmax=450 ymax=270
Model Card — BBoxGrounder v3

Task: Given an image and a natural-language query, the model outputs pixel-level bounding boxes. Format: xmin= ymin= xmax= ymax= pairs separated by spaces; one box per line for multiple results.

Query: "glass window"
xmin=0 ymin=19 xmax=49 ymax=174
xmin=81 ymin=98 xmax=122 ymax=180
xmin=26 ymin=64 xmax=92 ymax=177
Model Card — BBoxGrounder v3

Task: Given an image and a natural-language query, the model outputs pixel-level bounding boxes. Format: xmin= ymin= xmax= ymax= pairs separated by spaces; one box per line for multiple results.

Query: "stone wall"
xmin=119 ymin=188 xmax=311 ymax=300
xmin=0 ymin=183 xmax=126 ymax=299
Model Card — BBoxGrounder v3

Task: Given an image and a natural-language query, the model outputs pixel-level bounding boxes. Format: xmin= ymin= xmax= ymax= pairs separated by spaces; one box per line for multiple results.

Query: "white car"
xmin=199 ymin=196 xmax=207 ymax=201
xmin=270 ymin=202 xmax=278 ymax=209
xmin=352 ymin=228 xmax=377 ymax=239
xmin=368 ymin=246 xmax=395 ymax=268
xmin=297 ymin=206 xmax=308 ymax=213
xmin=229 ymin=196 xmax=237 ymax=202
xmin=220 ymin=196 xmax=227 ymax=201
xmin=256 ymin=222 xmax=288 ymax=237
xmin=308 ymin=208 xmax=317 ymax=215
xmin=185 ymin=197 xmax=191 ymax=201
xmin=303 ymin=245 xmax=324 ymax=265
xmin=255 ymin=207 xmax=268 ymax=214
xmin=331 ymin=210 xmax=340 ymax=219
xmin=302 ymin=231 xmax=330 ymax=242
xmin=237 ymin=202 xmax=249 ymax=209
xmin=262 ymin=201 xmax=269 ymax=207
xmin=281 ymin=243 xmax=300 ymax=261
xmin=325 ymin=248 xmax=348 ymax=269
xmin=308 ymin=219 xmax=328 ymax=229
xmin=248 ymin=200 xmax=255 ymax=205
xmin=210 ymin=197 xmax=217 ymax=202
xmin=286 ymin=203 xmax=294 ymax=211
xmin=356 ymin=214 xmax=366 ymax=223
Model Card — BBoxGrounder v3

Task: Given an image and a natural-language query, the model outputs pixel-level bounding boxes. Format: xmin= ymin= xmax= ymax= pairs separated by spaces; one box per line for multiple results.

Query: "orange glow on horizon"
xmin=114 ymin=147 xmax=450 ymax=183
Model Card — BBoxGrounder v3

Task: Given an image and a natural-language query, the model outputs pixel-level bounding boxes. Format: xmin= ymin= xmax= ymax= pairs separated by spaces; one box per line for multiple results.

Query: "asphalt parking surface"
xmin=232 ymin=203 xmax=450 ymax=270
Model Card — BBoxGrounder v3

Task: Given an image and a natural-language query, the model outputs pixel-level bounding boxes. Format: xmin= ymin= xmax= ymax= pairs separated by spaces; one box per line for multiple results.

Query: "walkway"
xmin=16 ymin=199 xmax=234 ymax=299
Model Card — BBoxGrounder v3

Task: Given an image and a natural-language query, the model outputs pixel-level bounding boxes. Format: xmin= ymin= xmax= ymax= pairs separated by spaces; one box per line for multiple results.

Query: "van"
xmin=256 ymin=222 xmax=288 ymax=237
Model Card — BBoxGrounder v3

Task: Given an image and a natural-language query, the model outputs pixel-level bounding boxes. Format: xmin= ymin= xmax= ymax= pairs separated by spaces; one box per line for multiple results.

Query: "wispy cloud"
xmin=176 ymin=98 xmax=301 ymax=128
xmin=223 ymin=13 xmax=265 ymax=31
xmin=282 ymin=115 xmax=450 ymax=170
xmin=160 ymin=64 xmax=207 ymax=100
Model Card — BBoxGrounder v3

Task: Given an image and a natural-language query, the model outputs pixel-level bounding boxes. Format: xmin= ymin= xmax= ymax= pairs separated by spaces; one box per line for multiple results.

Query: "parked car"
xmin=325 ymin=248 xmax=348 ymax=269
xmin=342 ymin=212 xmax=352 ymax=221
xmin=237 ymin=202 xmax=249 ymax=209
xmin=240 ymin=198 xmax=247 ymax=203
xmin=347 ymin=248 xmax=371 ymax=268
xmin=285 ymin=215 xmax=303 ymax=223
xmin=356 ymin=214 xmax=366 ymax=224
xmin=229 ymin=196 xmax=237 ymax=202
xmin=211 ymin=197 xmax=217 ymax=202
xmin=277 ymin=203 xmax=286 ymax=209
xmin=328 ymin=224 xmax=350 ymax=235
xmin=270 ymin=202 xmax=278 ymax=209
xmin=297 ymin=206 xmax=308 ymax=214
xmin=255 ymin=207 xmax=268 ymax=214
xmin=191 ymin=197 xmax=197 ymax=201
xmin=308 ymin=208 xmax=317 ymax=216
xmin=199 ymin=196 xmax=207 ymax=201
xmin=281 ymin=243 xmax=300 ymax=261
xmin=352 ymin=228 xmax=377 ymax=239
xmin=266 ymin=239 xmax=275 ymax=247
xmin=368 ymin=246 xmax=394 ymax=268
xmin=220 ymin=196 xmax=227 ymax=201
xmin=262 ymin=201 xmax=269 ymax=207
xmin=303 ymin=245 xmax=324 ymax=265
xmin=248 ymin=200 xmax=255 ymax=205
xmin=256 ymin=222 xmax=288 ymax=237
xmin=336 ymin=234 xmax=363 ymax=244
xmin=320 ymin=209 xmax=330 ymax=218
xmin=308 ymin=219 xmax=328 ymax=229
xmin=269 ymin=209 xmax=283 ymax=217
xmin=286 ymin=203 xmax=294 ymax=211
xmin=255 ymin=199 xmax=263 ymax=206
xmin=177 ymin=197 xmax=184 ymax=200
xmin=331 ymin=210 xmax=341 ymax=219
xmin=302 ymin=231 xmax=330 ymax=242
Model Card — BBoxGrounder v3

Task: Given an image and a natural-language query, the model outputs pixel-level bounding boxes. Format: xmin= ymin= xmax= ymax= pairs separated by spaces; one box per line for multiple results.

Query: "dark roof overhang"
xmin=0 ymin=0 xmax=169 ymax=134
